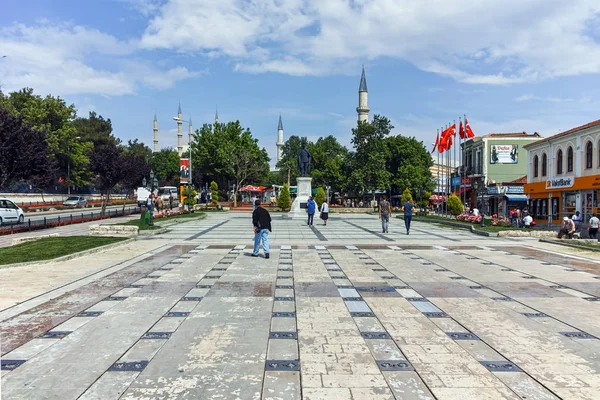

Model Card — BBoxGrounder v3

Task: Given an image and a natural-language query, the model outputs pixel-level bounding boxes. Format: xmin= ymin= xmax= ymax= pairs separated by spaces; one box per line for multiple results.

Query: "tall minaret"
xmin=356 ymin=65 xmax=370 ymax=123
xmin=276 ymin=114 xmax=284 ymax=163
xmin=177 ymin=102 xmax=183 ymax=156
xmin=215 ymin=107 xmax=219 ymax=125
xmin=153 ymin=113 xmax=158 ymax=152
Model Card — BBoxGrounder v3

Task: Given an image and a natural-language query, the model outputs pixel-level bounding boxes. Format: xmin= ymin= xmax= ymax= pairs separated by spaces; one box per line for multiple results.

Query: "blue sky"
xmin=2 ymin=0 xmax=600 ymax=166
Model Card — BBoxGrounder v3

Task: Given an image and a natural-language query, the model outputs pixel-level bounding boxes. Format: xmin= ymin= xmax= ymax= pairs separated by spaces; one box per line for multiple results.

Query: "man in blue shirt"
xmin=306 ymin=197 xmax=316 ymax=226
xmin=403 ymin=199 xmax=414 ymax=235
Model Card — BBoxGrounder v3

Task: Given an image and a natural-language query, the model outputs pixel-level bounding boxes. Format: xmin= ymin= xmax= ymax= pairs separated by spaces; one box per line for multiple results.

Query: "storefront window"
xmin=563 ymin=191 xmax=577 ymax=219
xmin=541 ymin=199 xmax=547 ymax=218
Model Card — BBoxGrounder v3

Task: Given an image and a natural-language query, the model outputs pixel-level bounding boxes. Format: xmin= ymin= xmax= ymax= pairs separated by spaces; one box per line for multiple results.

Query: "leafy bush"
xmin=314 ymin=187 xmax=326 ymax=208
xmin=210 ymin=181 xmax=218 ymax=205
xmin=278 ymin=184 xmax=291 ymax=211
xmin=182 ymin=187 xmax=197 ymax=206
xmin=401 ymin=188 xmax=413 ymax=203
xmin=447 ymin=194 xmax=463 ymax=216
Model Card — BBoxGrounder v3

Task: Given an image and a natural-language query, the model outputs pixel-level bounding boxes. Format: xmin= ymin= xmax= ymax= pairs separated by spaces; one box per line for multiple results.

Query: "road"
xmin=23 ymin=205 xmax=142 ymax=223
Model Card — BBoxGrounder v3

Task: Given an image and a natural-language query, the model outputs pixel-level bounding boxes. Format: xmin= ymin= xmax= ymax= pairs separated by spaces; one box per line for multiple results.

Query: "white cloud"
xmin=140 ymin=0 xmax=600 ymax=84
xmin=515 ymin=94 xmax=575 ymax=103
xmin=0 ymin=21 xmax=196 ymax=96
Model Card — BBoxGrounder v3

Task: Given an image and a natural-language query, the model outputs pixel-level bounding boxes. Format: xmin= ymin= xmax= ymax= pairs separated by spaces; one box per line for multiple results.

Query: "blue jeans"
xmin=381 ymin=214 xmax=389 ymax=232
xmin=307 ymin=213 xmax=314 ymax=225
xmin=404 ymin=215 xmax=412 ymax=232
xmin=253 ymin=229 xmax=270 ymax=255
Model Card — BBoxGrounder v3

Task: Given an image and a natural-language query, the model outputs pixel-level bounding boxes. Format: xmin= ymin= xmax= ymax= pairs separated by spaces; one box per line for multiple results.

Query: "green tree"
xmin=385 ymin=135 xmax=435 ymax=200
xmin=195 ymin=121 xmax=269 ymax=207
xmin=278 ymin=184 xmax=291 ymax=211
xmin=401 ymin=188 xmax=413 ymax=203
xmin=149 ymin=148 xmax=180 ymax=186
xmin=4 ymin=88 xmax=87 ymax=189
xmin=314 ymin=187 xmax=326 ymax=208
xmin=447 ymin=194 xmax=463 ymax=216
xmin=210 ymin=181 xmax=219 ymax=205
xmin=347 ymin=115 xmax=392 ymax=194
xmin=308 ymin=135 xmax=349 ymax=193
xmin=276 ymin=135 xmax=309 ymax=186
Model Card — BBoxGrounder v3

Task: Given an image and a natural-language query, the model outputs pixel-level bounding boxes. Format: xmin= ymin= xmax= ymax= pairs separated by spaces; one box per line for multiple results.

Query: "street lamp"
xmin=473 ymin=176 xmax=487 ymax=227
xmin=150 ymin=170 xmax=155 ymax=191
xmin=142 ymin=176 xmax=147 ymax=187
xmin=67 ymin=136 xmax=81 ymax=195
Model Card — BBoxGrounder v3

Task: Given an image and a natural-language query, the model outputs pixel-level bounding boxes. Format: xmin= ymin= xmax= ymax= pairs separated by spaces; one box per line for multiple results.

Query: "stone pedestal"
xmin=289 ymin=177 xmax=312 ymax=219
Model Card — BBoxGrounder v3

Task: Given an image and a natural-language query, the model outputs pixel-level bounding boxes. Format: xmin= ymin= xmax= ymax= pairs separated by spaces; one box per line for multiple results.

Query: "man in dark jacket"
xmin=252 ymin=199 xmax=272 ymax=258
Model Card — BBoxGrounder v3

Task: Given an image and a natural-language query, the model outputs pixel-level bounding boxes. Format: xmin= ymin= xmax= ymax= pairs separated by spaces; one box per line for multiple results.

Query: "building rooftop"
xmin=359 ymin=66 xmax=368 ymax=92
xmin=524 ymin=119 xmax=600 ymax=148
xmin=484 ymin=132 xmax=541 ymax=138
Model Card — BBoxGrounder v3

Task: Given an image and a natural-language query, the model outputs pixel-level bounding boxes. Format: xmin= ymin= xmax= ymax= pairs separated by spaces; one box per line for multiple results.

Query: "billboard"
xmin=490 ymin=144 xmax=518 ymax=164
xmin=180 ymin=158 xmax=189 ymax=183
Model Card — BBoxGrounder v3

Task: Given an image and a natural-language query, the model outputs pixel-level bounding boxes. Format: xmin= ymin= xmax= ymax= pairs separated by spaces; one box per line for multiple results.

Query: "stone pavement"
xmin=1 ymin=213 xmax=600 ymax=399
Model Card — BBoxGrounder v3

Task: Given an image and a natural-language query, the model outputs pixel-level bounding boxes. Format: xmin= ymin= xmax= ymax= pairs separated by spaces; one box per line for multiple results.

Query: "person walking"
xmin=146 ymin=194 xmax=154 ymax=225
xmin=379 ymin=195 xmax=392 ymax=233
xmin=252 ymin=200 xmax=272 ymax=258
xmin=169 ymin=193 xmax=173 ymax=210
xmin=306 ymin=196 xmax=316 ymax=226
xmin=320 ymin=201 xmax=329 ymax=225
xmin=588 ymin=214 xmax=600 ymax=239
xmin=403 ymin=198 xmax=414 ymax=235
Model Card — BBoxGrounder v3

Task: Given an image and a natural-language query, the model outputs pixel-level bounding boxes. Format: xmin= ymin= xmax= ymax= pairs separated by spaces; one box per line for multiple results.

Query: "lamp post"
xmin=150 ymin=170 xmax=155 ymax=192
xmin=473 ymin=176 xmax=486 ymax=227
xmin=174 ymin=117 xmax=193 ymax=211
xmin=67 ymin=136 xmax=81 ymax=195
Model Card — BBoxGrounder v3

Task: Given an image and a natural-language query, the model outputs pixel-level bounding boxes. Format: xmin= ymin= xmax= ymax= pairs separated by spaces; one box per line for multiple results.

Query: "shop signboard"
xmin=506 ymin=186 xmax=524 ymax=194
xmin=490 ymin=144 xmax=519 ymax=164
xmin=487 ymin=186 xmax=500 ymax=195
xmin=545 ymin=176 xmax=574 ymax=190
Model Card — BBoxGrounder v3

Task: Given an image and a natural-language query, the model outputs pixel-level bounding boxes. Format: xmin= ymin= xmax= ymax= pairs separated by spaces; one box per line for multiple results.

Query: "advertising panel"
xmin=490 ymin=144 xmax=519 ymax=164
xmin=180 ymin=158 xmax=189 ymax=184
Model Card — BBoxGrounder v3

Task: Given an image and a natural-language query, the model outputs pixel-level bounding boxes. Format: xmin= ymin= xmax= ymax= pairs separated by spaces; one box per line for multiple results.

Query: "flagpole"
xmin=436 ymin=129 xmax=440 ymax=215
xmin=445 ymin=124 xmax=449 ymax=217
xmin=458 ymin=117 xmax=466 ymax=207
xmin=453 ymin=119 xmax=456 ymax=200
xmin=464 ymin=113 xmax=469 ymax=208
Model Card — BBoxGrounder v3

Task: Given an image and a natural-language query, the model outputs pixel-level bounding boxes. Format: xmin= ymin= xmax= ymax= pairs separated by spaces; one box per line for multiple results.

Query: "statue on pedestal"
xmin=298 ymin=147 xmax=312 ymax=177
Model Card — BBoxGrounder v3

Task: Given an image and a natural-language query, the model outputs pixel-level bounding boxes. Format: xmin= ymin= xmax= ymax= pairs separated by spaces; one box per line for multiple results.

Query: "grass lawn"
xmin=410 ymin=214 xmax=540 ymax=233
xmin=118 ymin=212 xmax=206 ymax=230
xmin=0 ymin=236 xmax=128 ymax=266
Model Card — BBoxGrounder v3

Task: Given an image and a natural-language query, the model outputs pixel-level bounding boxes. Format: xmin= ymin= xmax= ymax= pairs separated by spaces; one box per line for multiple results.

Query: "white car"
xmin=0 ymin=197 xmax=25 ymax=225
xmin=63 ymin=196 xmax=87 ymax=208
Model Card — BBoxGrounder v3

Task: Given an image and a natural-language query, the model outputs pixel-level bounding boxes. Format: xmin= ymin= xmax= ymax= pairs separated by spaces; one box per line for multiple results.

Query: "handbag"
xmin=320 ymin=212 xmax=324 ymax=219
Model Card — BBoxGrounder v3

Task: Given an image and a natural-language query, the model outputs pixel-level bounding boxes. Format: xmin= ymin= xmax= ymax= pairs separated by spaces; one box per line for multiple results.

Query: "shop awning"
xmin=505 ymin=195 xmax=528 ymax=202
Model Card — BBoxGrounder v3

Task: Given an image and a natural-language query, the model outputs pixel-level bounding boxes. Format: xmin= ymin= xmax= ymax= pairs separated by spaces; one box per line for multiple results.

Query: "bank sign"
xmin=546 ymin=176 xmax=574 ymax=189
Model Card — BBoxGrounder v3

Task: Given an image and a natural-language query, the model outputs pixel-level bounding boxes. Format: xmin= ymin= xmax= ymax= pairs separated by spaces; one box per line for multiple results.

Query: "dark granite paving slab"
xmin=131 ymin=282 xmax=197 ymax=297
xmin=482 ymin=282 xmax=573 ymax=298
xmin=294 ymin=282 xmax=340 ymax=297
xmin=205 ymin=282 xmax=274 ymax=297
xmin=407 ymin=282 xmax=487 ymax=298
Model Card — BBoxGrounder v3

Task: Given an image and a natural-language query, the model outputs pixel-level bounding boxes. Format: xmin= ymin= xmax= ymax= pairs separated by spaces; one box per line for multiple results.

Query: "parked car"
xmin=0 ymin=197 xmax=25 ymax=225
xmin=63 ymin=196 xmax=87 ymax=208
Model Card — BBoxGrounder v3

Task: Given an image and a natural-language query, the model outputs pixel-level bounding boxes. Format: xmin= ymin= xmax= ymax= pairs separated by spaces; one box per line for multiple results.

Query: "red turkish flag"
xmin=432 ymin=132 xmax=440 ymax=153
xmin=465 ymin=118 xmax=475 ymax=138
xmin=459 ymin=121 xmax=466 ymax=139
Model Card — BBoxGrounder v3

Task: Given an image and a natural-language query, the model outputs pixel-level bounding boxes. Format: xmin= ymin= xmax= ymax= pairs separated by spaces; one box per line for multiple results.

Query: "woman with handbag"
xmin=320 ymin=201 xmax=329 ymax=225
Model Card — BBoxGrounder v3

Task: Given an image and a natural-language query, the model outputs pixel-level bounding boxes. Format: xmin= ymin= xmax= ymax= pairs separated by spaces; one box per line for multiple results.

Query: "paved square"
xmin=2 ymin=213 xmax=600 ymax=399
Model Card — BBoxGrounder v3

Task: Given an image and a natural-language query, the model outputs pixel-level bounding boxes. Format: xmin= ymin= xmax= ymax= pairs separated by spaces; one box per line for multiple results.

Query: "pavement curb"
xmin=0 ymin=238 xmax=136 ymax=269
xmin=539 ymin=238 xmax=600 ymax=252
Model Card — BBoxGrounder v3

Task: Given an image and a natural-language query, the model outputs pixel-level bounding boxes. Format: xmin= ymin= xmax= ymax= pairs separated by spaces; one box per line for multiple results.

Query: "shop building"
xmin=524 ymin=119 xmax=600 ymax=226
xmin=456 ymin=132 xmax=542 ymax=213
